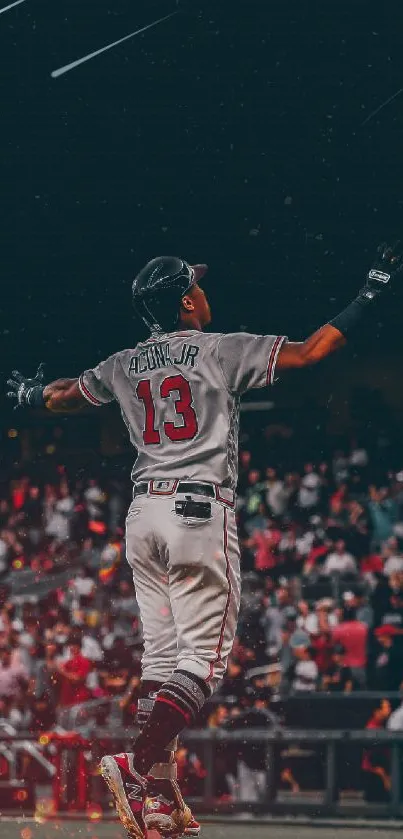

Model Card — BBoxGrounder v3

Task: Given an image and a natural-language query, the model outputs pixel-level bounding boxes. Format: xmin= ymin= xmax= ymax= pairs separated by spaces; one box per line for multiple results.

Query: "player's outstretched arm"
xmin=276 ymin=324 xmax=346 ymax=371
xmin=43 ymin=378 xmax=88 ymax=413
xmin=276 ymin=240 xmax=403 ymax=372
xmin=6 ymin=366 xmax=88 ymax=413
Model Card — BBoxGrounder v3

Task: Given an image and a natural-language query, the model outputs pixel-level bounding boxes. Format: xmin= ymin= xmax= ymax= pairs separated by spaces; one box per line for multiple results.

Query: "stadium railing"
xmin=1 ymin=727 xmax=401 ymax=818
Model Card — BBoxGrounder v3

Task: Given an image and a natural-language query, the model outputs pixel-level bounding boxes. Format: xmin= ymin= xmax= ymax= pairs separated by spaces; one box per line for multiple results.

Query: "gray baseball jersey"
xmin=78 ymin=330 xmax=286 ymax=490
xmin=79 ymin=329 xmax=286 ymax=690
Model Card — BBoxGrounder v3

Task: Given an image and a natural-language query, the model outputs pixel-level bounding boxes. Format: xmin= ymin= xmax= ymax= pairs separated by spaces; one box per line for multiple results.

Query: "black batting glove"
xmin=359 ymin=241 xmax=403 ymax=303
xmin=6 ymin=363 xmax=46 ymax=409
xmin=330 ymin=240 xmax=403 ymax=338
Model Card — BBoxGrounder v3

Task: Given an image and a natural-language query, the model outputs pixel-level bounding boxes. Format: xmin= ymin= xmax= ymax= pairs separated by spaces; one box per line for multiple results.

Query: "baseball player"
xmin=6 ymin=243 xmax=403 ymax=838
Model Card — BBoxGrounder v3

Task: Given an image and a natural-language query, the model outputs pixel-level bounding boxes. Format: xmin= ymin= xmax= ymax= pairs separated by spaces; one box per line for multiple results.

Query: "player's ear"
xmin=181 ymin=294 xmax=195 ymax=313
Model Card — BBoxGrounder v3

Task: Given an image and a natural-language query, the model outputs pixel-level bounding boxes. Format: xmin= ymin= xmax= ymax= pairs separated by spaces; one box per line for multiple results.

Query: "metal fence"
xmin=180 ymin=727 xmax=403 ymax=818
xmin=1 ymin=726 xmax=403 ymax=818
xmin=75 ymin=725 xmax=403 ymax=818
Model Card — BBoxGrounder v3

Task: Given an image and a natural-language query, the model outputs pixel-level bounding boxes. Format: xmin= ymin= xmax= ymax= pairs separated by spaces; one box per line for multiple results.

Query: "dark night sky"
xmin=1 ymin=0 xmax=403 ymax=393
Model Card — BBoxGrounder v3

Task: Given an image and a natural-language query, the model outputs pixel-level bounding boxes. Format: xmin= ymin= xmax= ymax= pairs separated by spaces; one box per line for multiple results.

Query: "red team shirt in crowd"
xmin=332 ymin=620 xmax=368 ymax=668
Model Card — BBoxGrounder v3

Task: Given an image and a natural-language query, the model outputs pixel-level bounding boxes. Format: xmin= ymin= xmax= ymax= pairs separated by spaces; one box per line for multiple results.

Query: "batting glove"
xmin=6 ymin=363 xmax=46 ymax=409
xmin=360 ymin=241 xmax=403 ymax=302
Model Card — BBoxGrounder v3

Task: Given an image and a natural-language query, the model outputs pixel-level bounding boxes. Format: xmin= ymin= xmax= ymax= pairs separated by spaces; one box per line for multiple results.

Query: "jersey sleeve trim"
xmin=78 ymin=373 xmax=104 ymax=407
xmin=266 ymin=336 xmax=287 ymax=385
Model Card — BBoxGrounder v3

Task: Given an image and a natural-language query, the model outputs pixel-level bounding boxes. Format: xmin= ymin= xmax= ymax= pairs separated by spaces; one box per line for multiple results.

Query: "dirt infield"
xmin=1 ymin=821 xmax=403 ymax=839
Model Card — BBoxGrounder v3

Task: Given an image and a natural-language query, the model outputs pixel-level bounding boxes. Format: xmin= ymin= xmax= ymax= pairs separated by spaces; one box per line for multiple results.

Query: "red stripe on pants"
xmin=206 ymin=507 xmax=232 ymax=683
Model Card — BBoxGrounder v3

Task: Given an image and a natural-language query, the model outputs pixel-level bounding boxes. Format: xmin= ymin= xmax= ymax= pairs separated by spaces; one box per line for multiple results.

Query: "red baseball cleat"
xmin=100 ymin=753 xmax=147 ymax=839
xmin=183 ymin=815 xmax=201 ymax=836
xmin=143 ymin=778 xmax=193 ymax=837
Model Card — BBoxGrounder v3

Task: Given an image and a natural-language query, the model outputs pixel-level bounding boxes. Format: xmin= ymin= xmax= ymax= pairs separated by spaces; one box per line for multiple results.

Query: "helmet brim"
xmin=190 ymin=264 xmax=208 ymax=284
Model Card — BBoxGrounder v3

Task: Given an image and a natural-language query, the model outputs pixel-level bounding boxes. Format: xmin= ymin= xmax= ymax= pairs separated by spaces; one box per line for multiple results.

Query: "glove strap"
xmin=149 ymin=759 xmax=178 ymax=780
xmin=25 ymin=386 xmax=45 ymax=408
xmin=329 ymin=294 xmax=373 ymax=338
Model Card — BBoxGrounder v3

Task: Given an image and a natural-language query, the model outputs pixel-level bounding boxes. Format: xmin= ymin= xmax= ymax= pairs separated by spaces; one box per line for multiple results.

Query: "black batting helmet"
xmin=132 ymin=256 xmax=208 ymax=333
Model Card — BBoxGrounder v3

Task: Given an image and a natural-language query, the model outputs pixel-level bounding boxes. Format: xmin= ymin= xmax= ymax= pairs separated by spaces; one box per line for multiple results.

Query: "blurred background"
xmin=1 ymin=0 xmax=403 ymax=822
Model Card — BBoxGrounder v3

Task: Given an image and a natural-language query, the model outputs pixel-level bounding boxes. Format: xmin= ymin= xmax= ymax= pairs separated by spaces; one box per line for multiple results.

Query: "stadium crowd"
xmin=0 ymin=431 xmax=403 ymax=738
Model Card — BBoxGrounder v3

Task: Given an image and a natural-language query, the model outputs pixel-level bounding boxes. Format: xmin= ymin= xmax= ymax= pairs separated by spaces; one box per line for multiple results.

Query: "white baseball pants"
xmin=125 ymin=491 xmax=241 ymax=693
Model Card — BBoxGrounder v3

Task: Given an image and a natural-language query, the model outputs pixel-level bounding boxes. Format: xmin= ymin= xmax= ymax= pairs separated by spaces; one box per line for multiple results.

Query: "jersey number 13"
xmin=136 ymin=375 xmax=198 ymax=444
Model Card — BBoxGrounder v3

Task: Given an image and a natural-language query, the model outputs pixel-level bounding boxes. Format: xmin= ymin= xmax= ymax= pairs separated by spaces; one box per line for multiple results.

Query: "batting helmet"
xmin=132 ymin=256 xmax=208 ymax=333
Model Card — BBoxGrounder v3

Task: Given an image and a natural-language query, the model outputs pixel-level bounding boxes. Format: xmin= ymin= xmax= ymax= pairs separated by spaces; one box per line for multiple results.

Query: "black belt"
xmin=133 ymin=481 xmax=216 ymax=499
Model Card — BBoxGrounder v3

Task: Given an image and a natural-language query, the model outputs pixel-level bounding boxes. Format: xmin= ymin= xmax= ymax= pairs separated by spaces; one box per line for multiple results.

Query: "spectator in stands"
xmin=332 ymin=605 xmax=368 ymax=688
xmin=175 ymin=746 xmax=207 ymax=799
xmin=312 ymin=619 xmax=334 ymax=665
xmin=217 ymin=657 xmax=245 ymax=703
xmin=80 ymin=627 xmax=103 ymax=665
xmin=0 ymin=644 xmax=28 ymax=700
xmin=56 ymin=633 xmax=92 ymax=712
xmin=286 ymin=631 xmax=318 ymax=693
xmin=237 ymin=600 xmax=267 ymax=662
xmin=110 ymin=579 xmax=140 ymax=629
xmin=378 ymin=577 xmax=403 ymax=631
xmin=362 ymin=699 xmax=392 ymax=802
xmin=208 ymin=703 xmax=230 ymax=728
xmin=387 ymin=699 xmax=403 ymax=731
xmin=243 ymin=470 xmax=266 ymax=522
xmin=99 ymin=612 xmax=120 ymax=651
xmin=296 ymin=599 xmax=312 ymax=633
xmin=332 ymin=450 xmax=349 ymax=486
xmin=264 ymin=468 xmax=293 ymax=517
xmin=327 ymin=493 xmax=349 ymax=532
xmin=321 ymin=538 xmax=357 ymax=577
xmin=30 ymin=641 xmax=62 ymax=711
xmin=298 ymin=598 xmax=338 ymax=636
xmin=0 ymin=500 xmax=11 ymax=530
xmin=303 ymin=534 xmax=331 ymax=577
xmin=78 ymin=536 xmax=101 ymax=571
xmin=0 ymin=602 xmax=12 ymax=636
xmin=368 ymin=486 xmax=397 ymax=549
xmin=372 ymin=625 xmax=403 ymax=691
xmin=0 ymin=533 xmax=8 ymax=577
xmin=347 ymin=500 xmax=371 ymax=559
xmin=107 ymin=479 xmax=126 ymax=533
xmin=119 ymin=672 xmax=141 ymax=727
xmin=0 ymin=529 xmax=24 ymax=570
xmin=278 ymin=610 xmax=300 ymax=692
xmin=261 ymin=580 xmax=294 ymax=653
xmin=382 ymin=537 xmax=403 ymax=577
xmin=320 ymin=643 xmax=353 ymax=692
xmin=98 ymin=636 xmax=133 ymax=698
xmin=220 ymin=685 xmax=282 ymax=802
xmin=310 ymin=622 xmax=334 ymax=681
xmin=244 ymin=517 xmax=281 ymax=573
xmin=342 ymin=590 xmax=373 ymax=627
xmin=243 ymin=502 xmax=270 ymax=539
xmin=49 ymin=609 xmax=71 ymax=646
xmin=7 ymin=695 xmax=32 ymax=731
xmin=70 ymin=567 xmax=96 ymax=602
xmin=46 ymin=480 xmax=74 ymax=542
xmin=349 ymin=438 xmax=369 ymax=471
xmin=84 ymin=478 xmax=106 ymax=522
xmin=297 ymin=463 xmax=321 ymax=512
xmin=22 ymin=485 xmax=43 ymax=546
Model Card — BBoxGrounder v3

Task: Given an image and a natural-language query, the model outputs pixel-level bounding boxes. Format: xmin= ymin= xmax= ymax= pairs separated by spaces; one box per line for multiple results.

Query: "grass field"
xmin=1 ymin=821 xmax=402 ymax=839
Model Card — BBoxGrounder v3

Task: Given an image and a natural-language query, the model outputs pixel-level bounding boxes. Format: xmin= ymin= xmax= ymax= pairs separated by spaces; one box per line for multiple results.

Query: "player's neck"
xmin=179 ymin=313 xmax=203 ymax=331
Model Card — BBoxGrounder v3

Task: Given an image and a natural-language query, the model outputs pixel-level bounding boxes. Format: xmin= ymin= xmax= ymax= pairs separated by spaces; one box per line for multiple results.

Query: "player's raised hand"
xmin=6 ymin=363 xmax=45 ymax=409
xmin=361 ymin=240 xmax=403 ymax=301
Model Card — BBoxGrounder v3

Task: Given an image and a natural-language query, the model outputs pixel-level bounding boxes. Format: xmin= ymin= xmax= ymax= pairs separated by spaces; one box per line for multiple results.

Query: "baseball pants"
xmin=125 ymin=489 xmax=241 ymax=693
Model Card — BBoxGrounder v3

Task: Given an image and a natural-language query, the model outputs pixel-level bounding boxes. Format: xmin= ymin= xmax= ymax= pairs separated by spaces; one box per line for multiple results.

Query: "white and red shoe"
xmin=143 ymin=777 xmax=194 ymax=838
xmin=100 ymin=753 xmax=147 ymax=839
xmin=183 ymin=815 xmax=201 ymax=836
xmin=146 ymin=801 xmax=200 ymax=836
